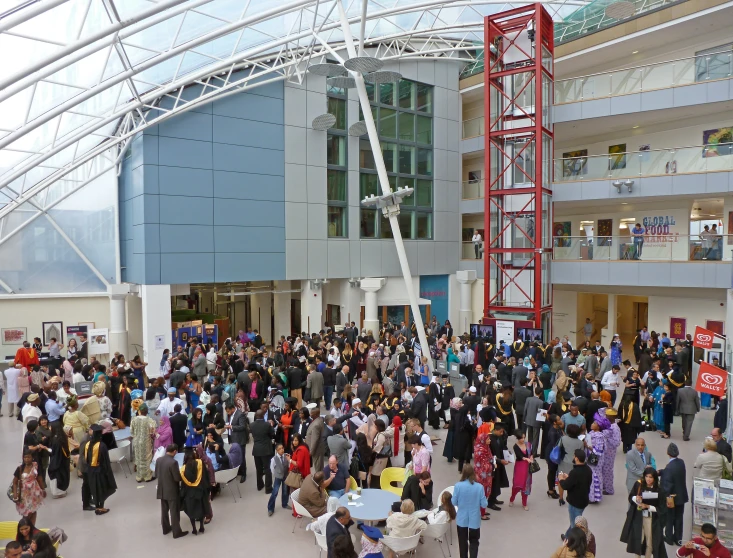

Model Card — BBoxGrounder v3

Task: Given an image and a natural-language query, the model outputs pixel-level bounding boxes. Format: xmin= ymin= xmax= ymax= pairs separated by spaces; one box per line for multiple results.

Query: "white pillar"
xmin=340 ymin=279 xmax=362 ymax=327
xmin=301 ymin=280 xmax=323 ymax=335
xmin=361 ymin=278 xmax=385 ymax=336
xmin=602 ymin=293 xmax=617 ymax=349
xmin=456 ymin=270 xmax=477 ymax=335
xmin=107 ymin=284 xmax=130 ymax=359
xmin=273 ymin=281 xmax=292 ymax=340
xmin=141 ymin=284 xmax=172 ymax=379
xmin=252 ymin=291 xmax=273 ymax=346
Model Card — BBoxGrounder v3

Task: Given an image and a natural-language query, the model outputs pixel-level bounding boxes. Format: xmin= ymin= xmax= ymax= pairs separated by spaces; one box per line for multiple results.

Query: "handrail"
xmin=555 ymin=143 xmax=729 ymax=159
xmin=555 ymin=49 xmax=733 ymax=84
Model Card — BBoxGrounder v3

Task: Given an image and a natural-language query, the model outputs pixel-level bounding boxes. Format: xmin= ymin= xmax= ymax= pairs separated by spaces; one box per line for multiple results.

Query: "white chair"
xmin=290 ymin=489 xmax=315 ymax=533
xmin=314 ymin=532 xmax=328 ymax=558
xmin=423 ymin=521 xmax=452 ymax=558
xmin=214 ymin=467 xmax=240 ymax=503
xmin=108 ymin=440 xmax=132 ymax=478
xmin=382 ymin=534 xmax=421 ymax=557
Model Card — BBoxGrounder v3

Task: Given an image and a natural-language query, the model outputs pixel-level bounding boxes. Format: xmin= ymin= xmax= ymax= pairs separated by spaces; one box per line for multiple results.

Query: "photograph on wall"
xmin=597 ymin=218 xmax=613 ymax=246
xmin=669 ymin=317 xmax=687 ymax=340
xmin=608 ymin=143 xmax=627 ymax=170
xmin=553 ymin=221 xmax=571 ymax=248
xmin=2 ymin=328 xmax=27 ymax=345
xmin=639 ymin=144 xmax=651 ymax=163
xmin=88 ymin=327 xmax=109 ymax=355
xmin=66 ymin=326 xmax=87 ymax=348
xmin=561 ymin=149 xmax=588 ymax=177
xmin=702 ymin=127 xmax=733 ymax=158
xmin=41 ymin=321 xmax=63 ymax=345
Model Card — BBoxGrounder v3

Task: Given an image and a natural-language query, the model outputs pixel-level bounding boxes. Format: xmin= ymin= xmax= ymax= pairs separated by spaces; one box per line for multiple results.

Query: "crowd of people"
xmin=4 ymin=321 xmax=732 ymax=558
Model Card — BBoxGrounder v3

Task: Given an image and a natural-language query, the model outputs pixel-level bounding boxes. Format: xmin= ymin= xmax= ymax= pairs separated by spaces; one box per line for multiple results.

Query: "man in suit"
xmin=712 ymin=428 xmax=732 ymax=462
xmin=250 ymin=410 xmax=275 ymax=493
xmin=156 ymin=444 xmax=187 ymax=538
xmin=598 ymin=350 xmax=611 ymax=386
xmin=676 ymin=342 xmax=691 ymax=383
xmin=584 ymin=351 xmax=599 ymax=381
xmin=585 ymin=391 xmax=605 ymax=427
xmin=661 ymin=443 xmax=688 ymax=546
xmin=513 ymin=377 xmax=532 ymax=432
xmin=224 ymin=403 xmax=248 ymax=482
xmin=523 ymin=387 xmax=545 ymax=456
xmin=307 ymin=366 xmax=324 ymax=406
xmin=300 ymin=471 xmax=329 ymax=518
xmin=408 ymin=386 xmax=428 ymax=427
xmin=511 ymin=360 xmax=529 ymax=388
xmin=625 ymin=437 xmax=654 ymax=493
xmin=326 ymin=507 xmax=354 ymax=558
xmin=169 ymin=404 xmax=188 ymax=450
xmin=676 ymin=381 xmax=701 ymax=441
xmin=306 ymin=408 xmax=326 ymax=471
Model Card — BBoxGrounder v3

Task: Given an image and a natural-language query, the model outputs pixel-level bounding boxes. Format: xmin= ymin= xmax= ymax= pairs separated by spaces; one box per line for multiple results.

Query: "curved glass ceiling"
xmin=0 ymin=0 xmax=587 ymax=219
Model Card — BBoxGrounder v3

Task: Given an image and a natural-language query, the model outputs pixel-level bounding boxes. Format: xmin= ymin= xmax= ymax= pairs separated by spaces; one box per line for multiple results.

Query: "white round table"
xmin=338 ymin=489 xmax=400 ymax=522
xmin=150 ymin=452 xmax=184 ymax=473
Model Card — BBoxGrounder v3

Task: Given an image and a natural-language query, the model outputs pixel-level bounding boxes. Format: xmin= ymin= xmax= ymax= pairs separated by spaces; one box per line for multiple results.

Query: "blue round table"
xmin=338 ymin=489 xmax=400 ymax=522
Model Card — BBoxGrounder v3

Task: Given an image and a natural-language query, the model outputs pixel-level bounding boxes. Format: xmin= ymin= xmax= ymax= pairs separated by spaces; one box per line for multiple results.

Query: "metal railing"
xmin=552 ymin=234 xmax=731 ymax=262
xmin=462 ymin=116 xmax=484 ymax=139
xmin=555 ymin=50 xmax=733 ymax=104
xmin=462 ymin=180 xmax=484 ymax=199
xmin=554 ymin=143 xmax=733 ymax=182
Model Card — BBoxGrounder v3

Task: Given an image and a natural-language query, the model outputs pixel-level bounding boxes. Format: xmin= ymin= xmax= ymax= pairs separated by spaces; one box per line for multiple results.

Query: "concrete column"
xmin=339 ymin=279 xmax=361 ymax=327
xmin=108 ymin=284 xmax=130 ymax=359
xmin=141 ymin=284 xmax=172 ymax=379
xmin=301 ymin=280 xmax=323 ymax=335
xmin=273 ymin=281 xmax=291 ymax=341
xmin=602 ymin=293 xmax=617 ymax=349
xmin=361 ymin=278 xmax=385 ymax=335
xmin=252 ymin=291 xmax=273 ymax=346
xmin=456 ymin=270 xmax=477 ymax=335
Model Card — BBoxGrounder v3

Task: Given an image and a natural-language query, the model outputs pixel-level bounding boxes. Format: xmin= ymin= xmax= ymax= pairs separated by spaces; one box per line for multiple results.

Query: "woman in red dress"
xmin=288 ymin=434 xmax=311 ymax=517
xmin=472 ymin=432 xmax=494 ymax=521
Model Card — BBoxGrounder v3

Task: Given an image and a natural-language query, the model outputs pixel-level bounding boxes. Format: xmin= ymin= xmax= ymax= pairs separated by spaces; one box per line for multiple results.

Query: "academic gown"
xmin=48 ymin=436 xmax=71 ymax=492
xmin=180 ymin=460 xmax=210 ymax=521
xmin=620 ymin=481 xmax=668 ymax=558
xmin=452 ymin=407 xmax=475 ymax=463
xmin=85 ymin=440 xmax=117 ymax=506
xmin=426 ymin=383 xmax=442 ymax=430
xmin=619 ymin=401 xmax=643 ymax=450
xmin=489 ymin=434 xmax=509 ymax=489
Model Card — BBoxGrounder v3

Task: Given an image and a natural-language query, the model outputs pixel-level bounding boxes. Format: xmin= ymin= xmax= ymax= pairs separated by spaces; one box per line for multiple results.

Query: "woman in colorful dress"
xmin=652 ymin=381 xmax=666 ymax=433
xmin=154 ymin=414 xmax=174 ymax=452
xmin=472 ymin=431 xmax=494 ymax=521
xmin=596 ymin=408 xmax=621 ymax=495
xmin=12 ymin=448 xmax=45 ymax=524
xmin=509 ymin=430 xmax=533 ymax=511
xmin=130 ymin=403 xmax=156 ymax=482
xmin=62 ymin=396 xmax=90 ymax=445
xmin=610 ymin=334 xmax=623 ymax=367
xmin=288 ymin=433 xmax=311 ymax=517
xmin=586 ymin=421 xmax=606 ymax=503
xmin=278 ymin=400 xmax=296 ymax=451
xmin=186 ymin=407 xmax=205 ymax=447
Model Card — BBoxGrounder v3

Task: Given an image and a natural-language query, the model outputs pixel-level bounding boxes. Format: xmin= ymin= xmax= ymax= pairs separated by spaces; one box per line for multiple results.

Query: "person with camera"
xmin=676 ymin=523 xmax=731 ymax=558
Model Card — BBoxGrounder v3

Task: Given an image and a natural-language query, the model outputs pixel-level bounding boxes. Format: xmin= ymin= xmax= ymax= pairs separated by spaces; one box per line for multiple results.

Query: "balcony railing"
xmin=462 ymin=116 xmax=484 ymax=139
xmin=552 ymin=235 xmax=731 ymax=262
xmin=555 ymin=50 xmax=733 ymax=104
xmin=462 ymin=241 xmax=484 ymax=260
xmin=462 ymin=180 xmax=485 ymax=200
xmin=554 ymin=143 xmax=733 ymax=183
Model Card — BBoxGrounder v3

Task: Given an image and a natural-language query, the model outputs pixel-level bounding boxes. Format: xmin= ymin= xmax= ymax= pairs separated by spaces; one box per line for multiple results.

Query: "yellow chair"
xmin=349 ymin=476 xmax=359 ymax=491
xmin=0 ymin=521 xmax=18 ymax=541
xmin=380 ymin=467 xmax=406 ymax=496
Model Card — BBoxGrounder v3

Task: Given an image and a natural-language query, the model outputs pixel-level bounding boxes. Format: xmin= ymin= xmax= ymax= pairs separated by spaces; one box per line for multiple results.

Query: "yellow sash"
xmin=624 ymin=403 xmax=635 ymax=424
xmin=180 ymin=459 xmax=203 ymax=487
xmin=496 ymin=393 xmax=513 ymax=415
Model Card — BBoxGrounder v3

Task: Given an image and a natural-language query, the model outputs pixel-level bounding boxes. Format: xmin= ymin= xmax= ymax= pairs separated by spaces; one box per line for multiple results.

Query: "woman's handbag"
xmin=377 ymin=434 xmax=393 ymax=458
xmin=587 ymin=451 xmax=599 ymax=466
xmin=529 ymin=460 xmax=541 ymax=474
xmin=284 ymin=470 xmax=303 ymax=489
xmin=549 ymin=439 xmax=564 ymax=465
xmin=6 ymin=480 xmax=18 ymax=503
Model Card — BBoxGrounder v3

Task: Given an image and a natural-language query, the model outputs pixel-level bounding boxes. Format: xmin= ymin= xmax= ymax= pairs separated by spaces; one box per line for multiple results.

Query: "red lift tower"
xmin=483 ymin=4 xmax=554 ymax=336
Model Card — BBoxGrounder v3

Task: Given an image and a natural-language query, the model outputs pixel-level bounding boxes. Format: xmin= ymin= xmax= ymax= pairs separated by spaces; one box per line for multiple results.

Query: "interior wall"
xmin=0 ymin=296 xmax=110 ymax=355
xmin=552 ymin=290 xmax=578 ymax=342
xmin=127 ymin=295 xmax=143 ymax=356
xmin=648 ymin=293 xmax=726 ymax=336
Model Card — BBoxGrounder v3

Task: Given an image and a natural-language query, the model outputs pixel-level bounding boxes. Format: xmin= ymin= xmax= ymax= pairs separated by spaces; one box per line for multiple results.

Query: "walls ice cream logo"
xmin=696 ymin=333 xmax=712 ymax=344
xmin=701 ymin=372 xmax=723 ymax=386
xmin=693 ymin=326 xmax=715 ymax=350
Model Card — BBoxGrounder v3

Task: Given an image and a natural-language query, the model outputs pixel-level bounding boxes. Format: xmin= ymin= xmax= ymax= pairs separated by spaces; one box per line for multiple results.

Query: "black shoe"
xmin=239 ymin=476 xmax=246 ymax=483
xmin=664 ymin=538 xmax=674 ymax=546
xmin=675 ymin=541 xmax=683 ymax=547
xmin=265 ymin=488 xmax=273 ymax=494
xmin=257 ymin=486 xmax=264 ymax=491
xmin=495 ymin=500 xmax=504 ymax=505
xmin=173 ymin=531 xmax=189 ymax=539
xmin=83 ymin=505 xmax=95 ymax=511
xmin=162 ymin=529 xmax=171 ymax=536
xmin=488 ymin=504 xmax=501 ymax=511
xmin=559 ymin=499 xmax=566 ymax=506
xmin=268 ymin=510 xmax=274 ymax=517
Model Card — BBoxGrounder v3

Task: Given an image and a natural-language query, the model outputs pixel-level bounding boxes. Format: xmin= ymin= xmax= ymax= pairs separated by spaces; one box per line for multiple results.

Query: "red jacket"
xmin=676 ymin=537 xmax=731 ymax=558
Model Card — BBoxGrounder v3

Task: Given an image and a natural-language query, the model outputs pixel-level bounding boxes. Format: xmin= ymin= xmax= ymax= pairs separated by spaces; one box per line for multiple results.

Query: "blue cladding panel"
xmin=119 ymin=82 xmax=285 ymax=284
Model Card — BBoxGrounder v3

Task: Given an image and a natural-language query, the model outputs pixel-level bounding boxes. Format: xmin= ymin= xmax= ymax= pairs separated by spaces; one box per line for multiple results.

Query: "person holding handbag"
xmin=508 ymin=430 xmax=534 ymax=511
xmin=586 ymin=421 xmax=606 ymax=503
xmin=287 ymin=433 xmax=310 ymax=517
xmin=620 ymin=467 xmax=667 ymax=558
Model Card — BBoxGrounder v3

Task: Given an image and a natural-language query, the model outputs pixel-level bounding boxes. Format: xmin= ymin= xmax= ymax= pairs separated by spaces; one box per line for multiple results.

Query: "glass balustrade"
xmin=554 ymin=144 xmax=733 ymax=182
xmin=552 ymin=235 xmax=732 ymax=262
xmin=461 ymin=180 xmax=485 ymax=199
xmin=461 ymin=116 xmax=484 ymax=139
xmin=462 ymin=241 xmax=484 ymax=260
xmin=555 ymin=51 xmax=732 ymax=104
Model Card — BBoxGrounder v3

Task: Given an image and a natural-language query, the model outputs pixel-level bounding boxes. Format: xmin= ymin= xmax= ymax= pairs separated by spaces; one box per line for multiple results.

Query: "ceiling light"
xmin=632 ymin=50 xmax=639 ymax=54
xmin=621 ymin=202 xmax=628 ymax=205
xmin=632 ymin=125 xmax=639 ymax=129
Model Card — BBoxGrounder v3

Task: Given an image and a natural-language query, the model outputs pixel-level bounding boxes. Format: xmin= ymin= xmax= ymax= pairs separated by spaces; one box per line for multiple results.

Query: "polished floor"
xmin=0 ymin=405 xmax=716 ymax=557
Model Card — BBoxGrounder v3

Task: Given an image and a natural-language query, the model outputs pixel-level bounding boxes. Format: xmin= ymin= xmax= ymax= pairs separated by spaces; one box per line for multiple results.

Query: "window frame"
xmin=326 ymin=87 xmax=349 ymax=238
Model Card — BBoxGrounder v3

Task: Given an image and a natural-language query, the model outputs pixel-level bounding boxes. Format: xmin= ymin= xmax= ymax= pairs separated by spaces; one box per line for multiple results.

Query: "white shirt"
xmin=417 ymin=430 xmax=433 ymax=453
xmin=72 ymin=372 xmax=85 ymax=384
xmin=56 ymin=387 xmax=77 ymax=404
xmin=601 ymin=371 xmax=621 ymax=391
xmin=472 ymin=233 xmax=482 ymax=245
xmin=157 ymin=396 xmax=186 ymax=416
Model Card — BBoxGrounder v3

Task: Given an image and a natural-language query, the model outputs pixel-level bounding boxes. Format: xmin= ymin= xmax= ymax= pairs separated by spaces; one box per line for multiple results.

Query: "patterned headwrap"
xmin=574 ymin=516 xmax=592 ymax=544
xmin=593 ymin=408 xmax=612 ymax=431
xmin=92 ymin=381 xmax=106 ymax=398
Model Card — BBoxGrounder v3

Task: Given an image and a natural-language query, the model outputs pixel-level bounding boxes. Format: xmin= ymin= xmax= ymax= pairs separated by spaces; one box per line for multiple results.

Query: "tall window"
xmin=359 ymin=79 xmax=433 ymax=239
xmin=327 ymin=90 xmax=348 ymax=237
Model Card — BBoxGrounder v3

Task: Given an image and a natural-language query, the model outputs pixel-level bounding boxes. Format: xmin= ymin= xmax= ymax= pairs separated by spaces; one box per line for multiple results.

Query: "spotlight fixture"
xmin=624 ymin=179 xmax=634 ymax=192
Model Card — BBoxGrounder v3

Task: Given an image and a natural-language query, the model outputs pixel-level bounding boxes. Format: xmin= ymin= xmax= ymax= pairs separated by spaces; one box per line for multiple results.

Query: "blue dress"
xmin=610 ymin=341 xmax=622 ymax=366
xmin=186 ymin=419 xmax=204 ymax=447
xmin=652 ymin=385 xmax=665 ymax=431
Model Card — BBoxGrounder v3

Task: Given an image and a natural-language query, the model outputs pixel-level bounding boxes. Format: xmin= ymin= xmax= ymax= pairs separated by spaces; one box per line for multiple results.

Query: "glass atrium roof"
xmin=0 ymin=0 xmax=590 ymax=220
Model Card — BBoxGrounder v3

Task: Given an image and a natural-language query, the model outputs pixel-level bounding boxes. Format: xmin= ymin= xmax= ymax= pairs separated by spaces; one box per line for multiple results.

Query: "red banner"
xmin=695 ymin=361 xmax=727 ymax=396
xmin=669 ymin=317 xmax=686 ymax=339
xmin=693 ymin=326 xmax=716 ymax=350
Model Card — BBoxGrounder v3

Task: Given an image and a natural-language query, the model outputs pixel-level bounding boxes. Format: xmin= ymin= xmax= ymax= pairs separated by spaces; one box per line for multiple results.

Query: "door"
xmin=635 ymin=302 xmax=648 ymax=330
xmin=290 ymin=299 xmax=301 ymax=335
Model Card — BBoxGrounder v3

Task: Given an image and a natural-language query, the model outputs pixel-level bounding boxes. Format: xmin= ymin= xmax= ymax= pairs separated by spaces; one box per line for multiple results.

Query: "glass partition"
xmin=552 ymin=235 xmax=732 ymax=262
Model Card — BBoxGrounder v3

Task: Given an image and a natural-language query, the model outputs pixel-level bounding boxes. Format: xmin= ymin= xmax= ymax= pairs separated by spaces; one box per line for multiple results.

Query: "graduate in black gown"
xmin=426 ymin=378 xmax=442 ymax=430
xmin=618 ymin=395 xmax=643 ymax=453
xmin=180 ymin=446 xmax=210 ymax=535
xmin=47 ymin=422 xmax=71 ymax=495
xmin=452 ymin=405 xmax=476 ymax=473
xmin=488 ymin=424 xmax=509 ymax=509
xmin=85 ymin=424 xmax=117 ymax=515
xmin=495 ymin=386 xmax=515 ymax=434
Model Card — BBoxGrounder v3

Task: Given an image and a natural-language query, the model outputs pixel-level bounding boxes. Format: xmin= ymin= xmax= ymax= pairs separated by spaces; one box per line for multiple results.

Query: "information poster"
xmin=88 ymin=327 xmax=109 ymax=355
xmin=496 ymin=320 xmax=515 ymax=344
xmin=66 ymin=325 xmax=87 ymax=347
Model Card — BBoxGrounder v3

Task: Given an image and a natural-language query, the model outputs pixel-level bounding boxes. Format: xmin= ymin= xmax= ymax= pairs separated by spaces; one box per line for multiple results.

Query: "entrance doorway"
xmin=635 ymin=302 xmax=648 ymax=331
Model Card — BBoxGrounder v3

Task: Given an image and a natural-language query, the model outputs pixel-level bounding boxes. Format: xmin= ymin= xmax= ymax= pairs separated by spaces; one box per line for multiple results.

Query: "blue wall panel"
xmin=120 ymin=81 xmax=285 ymax=284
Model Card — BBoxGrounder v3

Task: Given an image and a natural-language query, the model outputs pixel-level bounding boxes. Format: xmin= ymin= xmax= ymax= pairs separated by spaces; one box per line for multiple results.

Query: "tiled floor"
xmin=0 ymin=407 xmax=715 ymax=556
